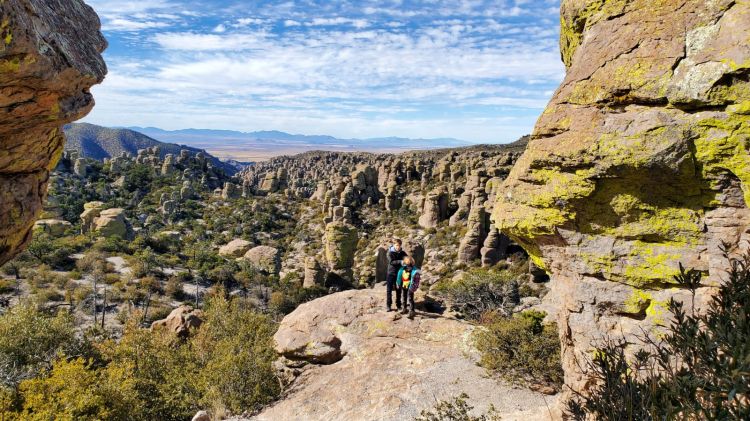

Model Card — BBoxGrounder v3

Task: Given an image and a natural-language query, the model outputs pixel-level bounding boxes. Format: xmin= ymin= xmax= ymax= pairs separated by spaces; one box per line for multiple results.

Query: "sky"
xmin=83 ymin=0 xmax=564 ymax=143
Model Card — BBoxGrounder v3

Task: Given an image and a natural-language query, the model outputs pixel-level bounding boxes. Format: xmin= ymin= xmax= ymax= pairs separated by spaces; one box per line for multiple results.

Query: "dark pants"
xmin=400 ymin=288 xmax=415 ymax=312
xmin=386 ymin=273 xmax=402 ymax=308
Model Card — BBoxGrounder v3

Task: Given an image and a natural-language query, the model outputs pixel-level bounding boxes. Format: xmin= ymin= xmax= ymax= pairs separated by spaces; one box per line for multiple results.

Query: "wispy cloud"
xmin=84 ymin=0 xmax=564 ymax=143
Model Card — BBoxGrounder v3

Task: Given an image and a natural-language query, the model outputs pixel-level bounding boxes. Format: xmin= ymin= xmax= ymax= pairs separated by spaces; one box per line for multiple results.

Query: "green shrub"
xmin=0 ymin=302 xmax=86 ymax=388
xmin=3 ymin=294 xmax=280 ymax=420
xmin=567 ymin=252 xmax=750 ymax=420
xmin=474 ymin=310 xmax=563 ymax=389
xmin=0 ymin=279 xmax=16 ymax=294
xmin=415 ymin=393 xmax=501 ymax=421
xmin=435 ymin=268 xmax=520 ymax=320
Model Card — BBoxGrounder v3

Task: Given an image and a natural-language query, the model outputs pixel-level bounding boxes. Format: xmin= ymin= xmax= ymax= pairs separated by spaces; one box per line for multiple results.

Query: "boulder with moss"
xmin=0 ymin=0 xmax=106 ymax=265
xmin=493 ymin=0 xmax=750 ymax=402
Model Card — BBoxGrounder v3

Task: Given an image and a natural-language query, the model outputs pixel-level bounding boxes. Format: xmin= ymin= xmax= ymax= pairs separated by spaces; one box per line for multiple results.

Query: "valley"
xmin=1 ymin=0 xmax=748 ymax=420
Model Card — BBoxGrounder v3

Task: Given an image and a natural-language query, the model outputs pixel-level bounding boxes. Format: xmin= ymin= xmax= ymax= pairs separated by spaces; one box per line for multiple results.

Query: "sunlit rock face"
xmin=493 ymin=0 xmax=750 ymax=398
xmin=0 ymin=0 xmax=107 ymax=265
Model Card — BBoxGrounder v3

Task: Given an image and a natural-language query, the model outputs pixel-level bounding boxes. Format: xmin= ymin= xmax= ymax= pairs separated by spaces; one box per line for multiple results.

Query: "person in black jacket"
xmin=386 ymin=238 xmax=408 ymax=311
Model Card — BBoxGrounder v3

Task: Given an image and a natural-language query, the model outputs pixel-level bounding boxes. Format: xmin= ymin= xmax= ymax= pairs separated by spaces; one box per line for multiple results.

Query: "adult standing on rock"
xmin=385 ymin=238 xmax=407 ymax=312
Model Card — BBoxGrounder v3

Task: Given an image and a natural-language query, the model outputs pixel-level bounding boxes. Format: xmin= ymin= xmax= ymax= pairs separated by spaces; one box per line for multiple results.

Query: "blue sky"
xmin=83 ymin=0 xmax=564 ymax=143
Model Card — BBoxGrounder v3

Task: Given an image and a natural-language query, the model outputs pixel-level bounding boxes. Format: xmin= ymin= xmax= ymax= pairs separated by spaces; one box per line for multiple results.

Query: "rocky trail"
xmin=247 ymin=285 xmax=557 ymax=421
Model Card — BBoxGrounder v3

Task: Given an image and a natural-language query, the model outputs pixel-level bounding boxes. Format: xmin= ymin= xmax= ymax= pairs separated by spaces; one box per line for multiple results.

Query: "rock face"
xmin=493 ymin=0 xmax=750 ymax=400
xmin=258 ymin=286 xmax=556 ymax=421
xmin=0 ymin=0 xmax=107 ymax=265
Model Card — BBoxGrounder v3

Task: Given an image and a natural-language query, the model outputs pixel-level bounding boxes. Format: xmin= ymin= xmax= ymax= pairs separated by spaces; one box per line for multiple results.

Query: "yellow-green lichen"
xmin=48 ymin=102 xmax=60 ymax=121
xmin=693 ymin=111 xmax=750 ymax=205
xmin=622 ymin=241 xmax=685 ymax=287
xmin=0 ymin=56 xmax=20 ymax=72
xmin=624 ymin=289 xmax=652 ymax=314
xmin=560 ymin=0 xmax=629 ymax=68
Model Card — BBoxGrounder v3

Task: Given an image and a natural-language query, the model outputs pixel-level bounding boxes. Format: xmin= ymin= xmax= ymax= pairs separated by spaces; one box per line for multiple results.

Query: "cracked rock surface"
xmin=494 ymin=0 xmax=750 ymax=400
xmin=0 ymin=0 xmax=107 ymax=265
xmin=253 ymin=285 xmax=556 ymax=421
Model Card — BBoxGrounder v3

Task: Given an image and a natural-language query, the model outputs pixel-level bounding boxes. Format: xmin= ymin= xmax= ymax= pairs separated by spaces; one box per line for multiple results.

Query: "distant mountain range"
xmin=63 ymin=123 xmax=244 ymax=174
xmin=126 ymin=127 xmax=474 ymax=161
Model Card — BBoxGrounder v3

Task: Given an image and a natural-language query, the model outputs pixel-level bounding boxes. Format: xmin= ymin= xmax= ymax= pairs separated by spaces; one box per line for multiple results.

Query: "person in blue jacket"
xmin=396 ymin=256 xmax=421 ymax=319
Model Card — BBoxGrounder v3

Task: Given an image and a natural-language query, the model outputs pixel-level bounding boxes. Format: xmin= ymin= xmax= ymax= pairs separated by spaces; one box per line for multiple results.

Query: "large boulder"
xmin=80 ymin=201 xmax=104 ymax=234
xmin=93 ymin=208 xmax=133 ymax=240
xmin=33 ymin=219 xmax=72 ymax=237
xmin=219 ymin=239 xmax=252 ymax=258
xmin=259 ymin=286 xmax=556 ymax=420
xmin=493 ymin=0 xmax=750 ymax=401
xmin=151 ymin=305 xmax=204 ymax=338
xmin=0 ymin=0 xmax=107 ymax=265
xmin=243 ymin=245 xmax=280 ymax=274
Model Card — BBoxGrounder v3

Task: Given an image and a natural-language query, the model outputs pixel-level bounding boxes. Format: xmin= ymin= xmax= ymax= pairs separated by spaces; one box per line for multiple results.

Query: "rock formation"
xmin=303 ymin=257 xmax=324 ymax=288
xmin=243 ymin=246 xmax=281 ymax=274
xmin=259 ymin=286 xmax=556 ymax=421
xmin=323 ymin=220 xmax=358 ymax=282
xmin=418 ymin=186 xmax=449 ymax=228
xmin=151 ymin=305 xmax=204 ymax=338
xmin=493 ymin=0 xmax=750 ymax=400
xmin=92 ymin=208 xmax=134 ymax=240
xmin=219 ymin=239 xmax=253 ymax=258
xmin=0 ymin=0 xmax=107 ymax=265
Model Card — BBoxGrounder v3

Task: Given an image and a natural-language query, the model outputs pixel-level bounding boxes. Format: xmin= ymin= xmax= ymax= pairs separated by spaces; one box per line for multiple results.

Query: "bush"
xmin=415 ymin=393 xmax=501 ymax=421
xmin=4 ymin=294 xmax=280 ymax=419
xmin=0 ymin=279 xmax=16 ymax=294
xmin=0 ymin=302 xmax=86 ymax=388
xmin=435 ymin=268 xmax=520 ymax=320
xmin=474 ymin=310 xmax=563 ymax=389
xmin=567 ymin=252 xmax=750 ymax=420
xmin=165 ymin=276 xmax=184 ymax=299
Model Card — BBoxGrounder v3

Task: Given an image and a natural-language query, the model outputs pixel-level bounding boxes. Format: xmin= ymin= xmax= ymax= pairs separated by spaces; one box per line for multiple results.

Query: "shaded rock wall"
xmin=494 ymin=0 xmax=749 ymax=397
xmin=0 ymin=0 xmax=107 ymax=265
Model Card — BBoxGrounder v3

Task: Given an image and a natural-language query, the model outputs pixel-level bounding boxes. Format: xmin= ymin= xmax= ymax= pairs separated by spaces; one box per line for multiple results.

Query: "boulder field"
xmin=248 ymin=285 xmax=556 ymax=421
xmin=0 ymin=0 xmax=106 ymax=265
xmin=493 ymin=0 xmax=750 ymax=400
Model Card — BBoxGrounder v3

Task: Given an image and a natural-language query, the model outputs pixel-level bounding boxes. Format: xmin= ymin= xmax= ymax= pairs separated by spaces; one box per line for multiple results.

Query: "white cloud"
xmin=86 ymin=0 xmax=565 ymax=142
xmin=103 ymin=18 xmax=171 ymax=31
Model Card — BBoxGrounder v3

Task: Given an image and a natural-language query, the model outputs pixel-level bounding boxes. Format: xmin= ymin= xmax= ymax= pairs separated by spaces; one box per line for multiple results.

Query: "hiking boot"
xmin=401 ymin=307 xmax=408 ymax=315
xmin=408 ymin=309 xmax=416 ymax=319
xmin=386 ymin=306 xmax=394 ymax=312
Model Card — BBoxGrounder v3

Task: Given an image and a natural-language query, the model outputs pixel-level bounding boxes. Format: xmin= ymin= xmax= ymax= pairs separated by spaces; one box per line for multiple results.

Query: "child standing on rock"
xmin=396 ymin=256 xmax=421 ymax=319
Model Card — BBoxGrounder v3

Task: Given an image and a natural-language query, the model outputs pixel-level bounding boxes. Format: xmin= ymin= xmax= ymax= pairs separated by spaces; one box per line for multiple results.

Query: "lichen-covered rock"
xmin=93 ymin=208 xmax=133 ymax=240
xmin=33 ymin=219 xmax=72 ymax=237
xmin=324 ymin=221 xmax=358 ymax=271
xmin=218 ymin=239 xmax=252 ymax=258
xmin=493 ymin=0 xmax=750 ymax=400
xmin=0 ymin=0 xmax=107 ymax=265
xmin=243 ymin=245 xmax=280 ymax=274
